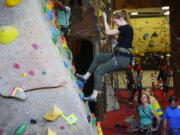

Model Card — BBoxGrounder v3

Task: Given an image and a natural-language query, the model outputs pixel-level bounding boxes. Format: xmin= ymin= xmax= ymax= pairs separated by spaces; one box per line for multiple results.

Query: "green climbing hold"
xmin=45 ymin=0 xmax=49 ymax=3
xmin=58 ymin=46 xmax=62 ymax=54
xmin=70 ymin=67 xmax=74 ymax=74
xmin=52 ymin=35 xmax=57 ymax=44
xmin=66 ymin=47 xmax=71 ymax=60
xmin=57 ymin=20 xmax=61 ymax=27
xmin=59 ymin=31 xmax=63 ymax=36
xmin=13 ymin=122 xmax=27 ymax=135
xmin=42 ymin=71 xmax=47 ymax=75
xmin=91 ymin=117 xmax=96 ymax=127
xmin=43 ymin=7 xmax=47 ymax=13
xmin=71 ymin=74 xmax=73 ymax=81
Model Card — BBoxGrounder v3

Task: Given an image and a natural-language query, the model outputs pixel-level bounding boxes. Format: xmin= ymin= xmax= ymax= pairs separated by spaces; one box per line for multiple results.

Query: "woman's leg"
xmin=77 ymin=54 xmax=113 ymax=81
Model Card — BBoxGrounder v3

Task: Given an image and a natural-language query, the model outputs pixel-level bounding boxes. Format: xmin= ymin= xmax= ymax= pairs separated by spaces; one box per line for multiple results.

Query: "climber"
xmin=53 ymin=0 xmax=71 ymax=49
xmin=76 ymin=10 xmax=134 ymax=102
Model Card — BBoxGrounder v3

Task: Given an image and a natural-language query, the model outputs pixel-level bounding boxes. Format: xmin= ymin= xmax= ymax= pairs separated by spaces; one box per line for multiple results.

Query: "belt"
xmin=140 ymin=124 xmax=152 ymax=129
xmin=114 ymin=47 xmax=132 ymax=57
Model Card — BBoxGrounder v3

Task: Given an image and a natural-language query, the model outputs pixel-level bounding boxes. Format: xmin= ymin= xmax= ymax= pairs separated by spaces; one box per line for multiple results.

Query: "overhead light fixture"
xmin=164 ymin=11 xmax=170 ymax=15
xmin=162 ymin=6 xmax=169 ymax=10
xmin=131 ymin=12 xmax=138 ymax=15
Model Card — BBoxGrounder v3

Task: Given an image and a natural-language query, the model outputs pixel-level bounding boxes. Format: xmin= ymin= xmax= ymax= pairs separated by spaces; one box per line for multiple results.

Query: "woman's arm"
xmin=151 ymin=110 xmax=160 ymax=131
xmin=102 ymin=12 xmax=119 ymax=36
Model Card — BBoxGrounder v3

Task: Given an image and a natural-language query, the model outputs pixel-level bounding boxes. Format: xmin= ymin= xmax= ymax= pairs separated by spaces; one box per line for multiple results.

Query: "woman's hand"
xmin=102 ymin=12 xmax=107 ymax=19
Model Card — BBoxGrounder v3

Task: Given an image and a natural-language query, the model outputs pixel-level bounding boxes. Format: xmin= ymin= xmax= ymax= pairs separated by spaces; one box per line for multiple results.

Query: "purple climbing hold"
xmin=29 ymin=70 xmax=35 ymax=76
xmin=13 ymin=63 xmax=20 ymax=69
xmin=32 ymin=43 xmax=39 ymax=50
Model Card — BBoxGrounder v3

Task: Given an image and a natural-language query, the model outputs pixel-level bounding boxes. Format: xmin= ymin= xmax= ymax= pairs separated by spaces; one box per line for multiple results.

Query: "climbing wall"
xmin=132 ymin=16 xmax=171 ymax=55
xmin=0 ymin=0 xmax=99 ymax=135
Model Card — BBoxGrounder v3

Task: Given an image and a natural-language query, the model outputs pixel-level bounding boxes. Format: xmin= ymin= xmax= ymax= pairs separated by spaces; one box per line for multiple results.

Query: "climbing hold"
xmin=143 ymin=33 xmax=149 ymax=40
xmin=98 ymin=9 xmax=102 ymax=16
xmin=42 ymin=71 xmax=47 ymax=75
xmin=70 ymin=74 xmax=73 ymax=81
xmin=43 ymin=7 xmax=47 ymax=13
xmin=70 ymin=67 xmax=74 ymax=74
xmin=61 ymin=36 xmax=66 ymax=42
xmin=0 ymin=76 xmax=2 ymax=79
xmin=32 ymin=43 xmax=39 ymax=50
xmin=0 ymin=26 xmax=18 ymax=44
xmin=21 ymin=73 xmax=27 ymax=77
xmin=64 ymin=113 xmax=78 ymax=125
xmin=51 ymin=27 xmax=58 ymax=37
xmin=30 ymin=119 xmax=37 ymax=125
xmin=76 ymin=81 xmax=84 ymax=89
xmin=5 ymin=0 xmax=22 ymax=7
xmin=58 ymin=46 xmax=62 ymax=55
xmin=8 ymin=87 xmax=26 ymax=100
xmin=73 ymin=66 xmax=76 ymax=73
xmin=63 ymin=41 xmax=67 ymax=50
xmin=28 ymin=70 xmax=35 ymax=76
xmin=46 ymin=128 xmax=56 ymax=135
xmin=13 ymin=122 xmax=27 ymax=135
xmin=47 ymin=9 xmax=53 ymax=20
xmin=79 ymin=92 xmax=84 ymax=100
xmin=91 ymin=117 xmax=96 ymax=127
xmin=13 ymin=63 xmax=21 ymax=69
xmin=59 ymin=31 xmax=63 ymax=36
xmin=66 ymin=47 xmax=71 ymax=60
xmin=60 ymin=125 xmax=65 ymax=130
xmin=44 ymin=105 xmax=63 ymax=122
xmin=55 ymin=19 xmax=58 ymax=28
xmin=63 ymin=60 xmax=69 ymax=68
xmin=52 ymin=35 xmax=57 ymax=44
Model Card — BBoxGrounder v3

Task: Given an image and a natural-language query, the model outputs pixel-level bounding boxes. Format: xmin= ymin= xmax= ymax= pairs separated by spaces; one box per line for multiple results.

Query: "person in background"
xmin=53 ymin=0 xmax=71 ymax=49
xmin=163 ymin=96 xmax=180 ymax=135
xmin=75 ymin=10 xmax=134 ymax=102
xmin=125 ymin=65 xmax=134 ymax=104
xmin=162 ymin=65 xmax=170 ymax=98
xmin=137 ymin=93 xmax=160 ymax=135
xmin=144 ymin=88 xmax=163 ymax=135
xmin=69 ymin=0 xmax=83 ymax=18
xmin=130 ymin=65 xmax=143 ymax=104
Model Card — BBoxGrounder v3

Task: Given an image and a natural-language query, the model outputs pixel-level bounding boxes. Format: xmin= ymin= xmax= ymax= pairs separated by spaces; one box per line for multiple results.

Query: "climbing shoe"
xmin=84 ymin=96 xmax=97 ymax=102
xmin=75 ymin=73 xmax=87 ymax=83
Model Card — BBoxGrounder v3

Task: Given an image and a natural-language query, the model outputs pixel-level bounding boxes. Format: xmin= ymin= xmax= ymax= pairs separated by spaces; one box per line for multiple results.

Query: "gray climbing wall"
xmin=0 ymin=0 xmax=99 ymax=134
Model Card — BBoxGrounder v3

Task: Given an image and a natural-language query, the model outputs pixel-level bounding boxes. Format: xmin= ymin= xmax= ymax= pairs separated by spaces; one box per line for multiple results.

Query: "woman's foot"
xmin=84 ymin=95 xmax=97 ymax=102
xmin=75 ymin=73 xmax=87 ymax=83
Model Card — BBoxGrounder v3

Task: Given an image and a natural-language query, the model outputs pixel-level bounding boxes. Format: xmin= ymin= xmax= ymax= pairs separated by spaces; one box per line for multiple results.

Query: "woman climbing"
xmin=76 ymin=10 xmax=134 ymax=102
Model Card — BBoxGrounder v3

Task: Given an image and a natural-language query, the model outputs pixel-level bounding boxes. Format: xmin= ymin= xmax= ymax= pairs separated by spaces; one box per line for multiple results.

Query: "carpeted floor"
xmin=101 ymin=89 xmax=175 ymax=135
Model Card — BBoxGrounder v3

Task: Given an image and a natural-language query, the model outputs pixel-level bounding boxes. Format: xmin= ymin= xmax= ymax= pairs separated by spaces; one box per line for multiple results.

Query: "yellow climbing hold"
xmin=5 ymin=0 xmax=22 ymax=7
xmin=99 ymin=9 xmax=102 ymax=16
xmin=46 ymin=128 xmax=56 ymax=135
xmin=21 ymin=73 xmax=27 ymax=77
xmin=0 ymin=26 xmax=18 ymax=44
xmin=44 ymin=105 xmax=63 ymax=122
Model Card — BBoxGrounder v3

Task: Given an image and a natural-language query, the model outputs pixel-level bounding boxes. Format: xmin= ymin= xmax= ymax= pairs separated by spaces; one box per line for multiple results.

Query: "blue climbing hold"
xmin=47 ymin=9 xmax=53 ymax=20
xmin=143 ymin=33 xmax=149 ymax=40
xmin=51 ymin=27 xmax=58 ymax=37
xmin=79 ymin=93 xmax=84 ymax=100
xmin=63 ymin=60 xmax=69 ymax=68
xmin=76 ymin=81 xmax=84 ymax=89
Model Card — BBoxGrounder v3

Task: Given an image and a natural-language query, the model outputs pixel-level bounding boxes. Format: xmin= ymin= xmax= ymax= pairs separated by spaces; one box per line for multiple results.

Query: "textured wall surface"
xmin=0 ymin=0 xmax=98 ymax=134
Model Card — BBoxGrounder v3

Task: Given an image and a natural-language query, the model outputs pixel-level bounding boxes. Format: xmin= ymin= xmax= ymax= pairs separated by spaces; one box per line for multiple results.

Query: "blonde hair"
xmin=141 ymin=93 xmax=150 ymax=104
xmin=113 ymin=9 xmax=131 ymax=26
xmin=144 ymin=88 xmax=153 ymax=96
